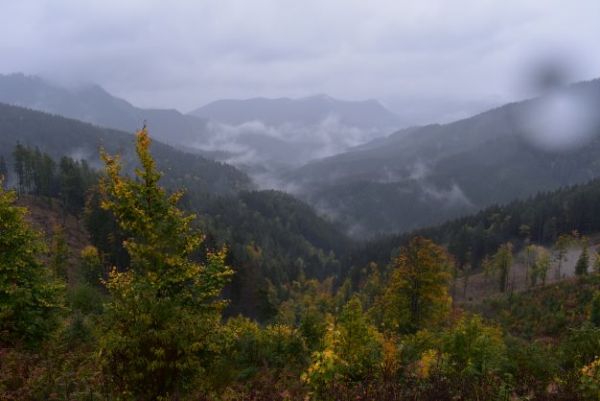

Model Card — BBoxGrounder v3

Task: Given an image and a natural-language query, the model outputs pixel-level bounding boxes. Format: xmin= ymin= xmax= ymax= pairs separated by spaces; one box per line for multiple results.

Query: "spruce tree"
xmin=0 ymin=181 xmax=64 ymax=345
xmin=0 ymin=156 xmax=7 ymax=185
xmin=554 ymin=234 xmax=571 ymax=279
xmin=575 ymin=238 xmax=590 ymax=276
xmin=591 ymin=291 xmax=600 ymax=327
xmin=493 ymin=243 xmax=513 ymax=293
xmin=13 ymin=143 xmax=25 ymax=193
xmin=98 ymin=128 xmax=233 ymax=400
xmin=49 ymin=225 xmax=70 ymax=281
xmin=536 ymin=249 xmax=551 ymax=286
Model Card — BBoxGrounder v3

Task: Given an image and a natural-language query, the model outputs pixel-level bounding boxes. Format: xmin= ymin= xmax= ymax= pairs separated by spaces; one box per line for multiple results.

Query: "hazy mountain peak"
xmin=301 ymin=93 xmax=334 ymax=102
xmin=0 ymin=73 xmax=211 ymax=148
xmin=189 ymin=94 xmax=401 ymax=129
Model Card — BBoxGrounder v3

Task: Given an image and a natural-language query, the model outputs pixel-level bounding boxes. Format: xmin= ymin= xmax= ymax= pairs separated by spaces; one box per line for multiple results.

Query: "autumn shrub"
xmin=408 ymin=315 xmax=510 ymax=400
xmin=303 ymin=297 xmax=384 ymax=398
xmin=579 ymin=357 xmax=600 ymax=401
xmin=373 ymin=237 xmax=452 ymax=335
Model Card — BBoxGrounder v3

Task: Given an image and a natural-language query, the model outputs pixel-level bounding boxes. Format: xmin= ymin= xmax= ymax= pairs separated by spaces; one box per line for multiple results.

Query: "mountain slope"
xmin=0 ymin=102 xmax=353 ymax=319
xmin=288 ymin=79 xmax=600 ymax=236
xmin=0 ymin=73 xmax=210 ymax=148
xmin=0 ymin=74 xmax=405 ymax=173
xmin=188 ymin=94 xmax=404 ymax=172
xmin=0 ymin=102 xmax=251 ymax=195
xmin=351 ymin=175 xmax=600 ymax=271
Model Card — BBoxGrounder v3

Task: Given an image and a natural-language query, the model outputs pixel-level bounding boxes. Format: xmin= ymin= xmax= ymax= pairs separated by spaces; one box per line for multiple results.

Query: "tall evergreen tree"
xmin=98 ymin=128 xmax=233 ymax=400
xmin=0 ymin=182 xmax=64 ymax=345
xmin=535 ymin=248 xmax=551 ymax=286
xmin=591 ymin=291 xmax=600 ymax=327
xmin=493 ymin=243 xmax=513 ymax=293
xmin=0 ymin=156 xmax=7 ymax=186
xmin=575 ymin=238 xmax=590 ymax=276
xmin=13 ymin=142 xmax=25 ymax=193
xmin=554 ymin=234 xmax=571 ymax=279
xmin=49 ymin=225 xmax=70 ymax=281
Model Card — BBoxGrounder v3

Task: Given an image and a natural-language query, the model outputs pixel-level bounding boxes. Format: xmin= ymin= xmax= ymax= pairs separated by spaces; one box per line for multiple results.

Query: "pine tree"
xmin=98 ymin=128 xmax=233 ymax=400
xmin=482 ymin=256 xmax=493 ymax=285
xmin=0 ymin=181 xmax=64 ymax=345
xmin=0 ymin=156 xmax=7 ymax=186
xmin=493 ymin=243 xmax=513 ymax=293
xmin=536 ymin=248 xmax=551 ymax=286
xmin=49 ymin=225 xmax=70 ymax=281
xmin=462 ymin=262 xmax=472 ymax=297
xmin=594 ymin=252 xmax=600 ymax=274
xmin=525 ymin=244 xmax=537 ymax=287
xmin=575 ymin=238 xmax=590 ymax=276
xmin=79 ymin=245 xmax=104 ymax=286
xmin=591 ymin=292 xmax=600 ymax=327
xmin=13 ymin=142 xmax=25 ymax=193
xmin=59 ymin=156 xmax=85 ymax=214
xmin=554 ymin=234 xmax=571 ymax=279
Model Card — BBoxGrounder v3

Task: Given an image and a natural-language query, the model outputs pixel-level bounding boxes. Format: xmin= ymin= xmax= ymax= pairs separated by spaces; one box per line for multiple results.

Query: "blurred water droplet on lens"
xmin=522 ymin=91 xmax=595 ymax=151
xmin=519 ymin=53 xmax=598 ymax=151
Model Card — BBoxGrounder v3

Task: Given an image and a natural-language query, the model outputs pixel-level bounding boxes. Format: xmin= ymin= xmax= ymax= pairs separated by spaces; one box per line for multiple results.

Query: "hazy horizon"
xmin=2 ymin=0 xmax=600 ymax=126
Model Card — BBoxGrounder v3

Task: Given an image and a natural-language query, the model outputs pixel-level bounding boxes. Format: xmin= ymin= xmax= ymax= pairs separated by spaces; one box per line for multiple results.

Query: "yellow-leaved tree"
xmin=98 ymin=128 xmax=233 ymax=401
xmin=376 ymin=236 xmax=453 ymax=334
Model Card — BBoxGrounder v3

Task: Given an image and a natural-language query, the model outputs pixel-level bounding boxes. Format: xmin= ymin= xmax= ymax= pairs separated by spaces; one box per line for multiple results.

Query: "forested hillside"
xmin=352 ymin=176 xmax=600 ymax=273
xmin=0 ymin=73 xmax=212 ymax=147
xmin=288 ymin=79 xmax=600 ymax=236
xmin=0 ymin=102 xmax=250 ymax=195
xmin=3 ymin=129 xmax=600 ymax=400
xmin=1 ymin=132 xmax=353 ymax=319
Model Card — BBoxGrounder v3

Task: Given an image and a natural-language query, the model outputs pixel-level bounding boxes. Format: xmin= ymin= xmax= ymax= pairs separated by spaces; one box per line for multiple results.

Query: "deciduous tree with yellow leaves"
xmin=376 ymin=237 xmax=453 ymax=334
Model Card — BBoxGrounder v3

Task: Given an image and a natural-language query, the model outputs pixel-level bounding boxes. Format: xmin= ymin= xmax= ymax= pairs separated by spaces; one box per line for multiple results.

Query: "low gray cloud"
xmin=1 ymin=0 xmax=600 ymax=125
xmin=196 ymin=115 xmax=385 ymax=170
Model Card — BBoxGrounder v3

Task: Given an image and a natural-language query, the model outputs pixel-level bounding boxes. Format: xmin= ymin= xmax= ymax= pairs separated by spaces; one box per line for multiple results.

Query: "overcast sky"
xmin=1 ymin=0 xmax=600 ymax=125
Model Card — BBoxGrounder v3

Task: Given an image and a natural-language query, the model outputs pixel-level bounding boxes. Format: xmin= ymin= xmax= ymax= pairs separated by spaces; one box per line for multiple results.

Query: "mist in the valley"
xmin=196 ymin=116 xmax=387 ymax=181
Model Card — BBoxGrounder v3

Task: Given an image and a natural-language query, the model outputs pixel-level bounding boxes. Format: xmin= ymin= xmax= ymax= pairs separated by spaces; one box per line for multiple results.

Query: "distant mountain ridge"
xmin=0 ymin=74 xmax=404 ymax=175
xmin=188 ymin=94 xmax=403 ymax=173
xmin=0 ymin=73 xmax=210 ymax=148
xmin=190 ymin=94 xmax=401 ymax=129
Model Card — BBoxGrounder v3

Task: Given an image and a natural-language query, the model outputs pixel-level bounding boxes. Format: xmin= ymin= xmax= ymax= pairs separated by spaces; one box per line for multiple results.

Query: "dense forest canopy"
xmin=2 ymin=127 xmax=600 ymax=400
xmin=2 ymin=136 xmax=353 ymax=320
xmin=352 ymin=177 xmax=600 ymax=271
